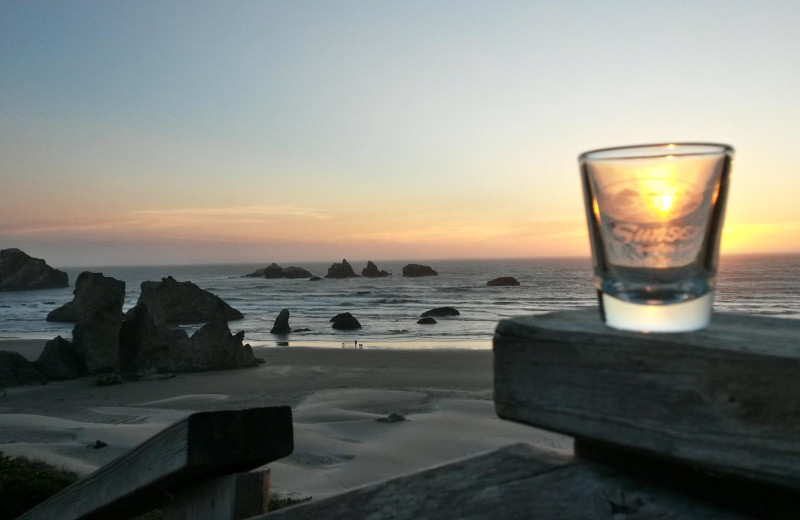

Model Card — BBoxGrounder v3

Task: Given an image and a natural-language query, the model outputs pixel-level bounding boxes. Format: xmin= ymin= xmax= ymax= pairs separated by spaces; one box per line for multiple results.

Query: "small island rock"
xmin=330 ymin=312 xmax=362 ymax=330
xmin=270 ymin=308 xmax=291 ymax=334
xmin=0 ymin=248 xmax=69 ymax=291
xmin=245 ymin=263 xmax=315 ymax=279
xmin=420 ymin=306 xmax=460 ymax=317
xmin=325 ymin=259 xmax=359 ymax=278
xmin=362 ymin=261 xmax=390 ymax=277
xmin=488 ymin=276 xmax=520 ymax=286
xmin=283 ymin=266 xmax=314 ymax=279
xmin=402 ymin=264 xmax=437 ymax=277
xmin=417 ymin=317 xmax=437 ymax=324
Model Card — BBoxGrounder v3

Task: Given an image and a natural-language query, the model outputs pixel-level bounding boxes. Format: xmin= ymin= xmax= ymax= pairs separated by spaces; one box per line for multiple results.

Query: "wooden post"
xmin=162 ymin=468 xmax=270 ymax=519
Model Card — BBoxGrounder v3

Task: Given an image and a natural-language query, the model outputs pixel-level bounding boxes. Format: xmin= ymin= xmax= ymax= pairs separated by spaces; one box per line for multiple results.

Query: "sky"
xmin=2 ymin=1 xmax=800 ymax=266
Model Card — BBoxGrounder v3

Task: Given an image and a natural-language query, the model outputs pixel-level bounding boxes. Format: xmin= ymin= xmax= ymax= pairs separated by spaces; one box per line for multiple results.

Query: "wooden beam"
xmin=494 ymin=309 xmax=800 ymax=490
xmin=256 ymin=443 xmax=740 ymax=519
xmin=19 ymin=407 xmax=292 ymax=520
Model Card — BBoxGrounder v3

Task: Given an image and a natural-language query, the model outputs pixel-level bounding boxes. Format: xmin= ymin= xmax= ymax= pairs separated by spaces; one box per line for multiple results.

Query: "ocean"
xmin=1 ymin=254 xmax=798 ymax=349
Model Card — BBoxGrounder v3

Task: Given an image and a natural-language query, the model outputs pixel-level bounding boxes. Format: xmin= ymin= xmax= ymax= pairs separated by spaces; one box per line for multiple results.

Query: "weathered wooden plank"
xmin=19 ymin=407 xmax=292 ymax=520
xmin=256 ymin=443 xmax=744 ymax=519
xmin=162 ymin=469 xmax=270 ymax=520
xmin=494 ymin=309 xmax=800 ymax=490
xmin=575 ymin=438 xmax=800 ymax=520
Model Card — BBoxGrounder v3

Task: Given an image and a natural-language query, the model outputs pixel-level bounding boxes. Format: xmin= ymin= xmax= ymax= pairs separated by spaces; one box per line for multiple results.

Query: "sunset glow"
xmin=2 ymin=2 xmax=800 ymax=266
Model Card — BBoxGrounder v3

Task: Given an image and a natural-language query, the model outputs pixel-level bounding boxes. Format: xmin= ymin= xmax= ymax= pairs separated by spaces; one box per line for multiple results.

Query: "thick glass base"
xmin=601 ymin=291 xmax=713 ymax=332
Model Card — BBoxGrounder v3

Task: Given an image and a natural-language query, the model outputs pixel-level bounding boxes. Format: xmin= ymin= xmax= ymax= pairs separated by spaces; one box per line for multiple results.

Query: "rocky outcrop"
xmin=119 ymin=287 xmax=183 ymax=375
xmin=46 ymin=300 xmax=77 ymax=322
xmin=402 ymin=264 xmax=437 ymax=277
xmin=488 ymin=277 xmax=520 ymax=286
xmin=310 ymin=276 xmax=323 ymax=282
xmin=0 ymin=248 xmax=68 ymax=291
xmin=244 ymin=263 xmax=282 ymax=278
xmin=245 ymin=263 xmax=314 ymax=279
xmin=171 ymin=299 xmax=258 ymax=372
xmin=283 ymin=266 xmax=314 ymax=279
xmin=330 ymin=312 xmax=362 ymax=330
xmin=137 ymin=276 xmax=243 ymax=323
xmin=0 ymin=351 xmax=46 ymax=387
xmin=362 ymin=261 xmax=390 ymax=277
xmin=270 ymin=309 xmax=291 ymax=334
xmin=417 ymin=317 xmax=437 ymax=324
xmin=71 ymin=272 xmax=126 ymax=375
xmin=119 ymin=296 xmax=257 ymax=374
xmin=325 ymin=259 xmax=359 ymax=278
xmin=420 ymin=307 xmax=460 ymax=317
xmin=35 ymin=336 xmax=85 ymax=380
xmin=264 ymin=263 xmax=286 ymax=279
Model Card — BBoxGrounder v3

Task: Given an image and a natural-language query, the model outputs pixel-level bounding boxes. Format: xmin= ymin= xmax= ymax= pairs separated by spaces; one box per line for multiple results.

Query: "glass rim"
xmin=579 ymin=142 xmax=734 ymax=162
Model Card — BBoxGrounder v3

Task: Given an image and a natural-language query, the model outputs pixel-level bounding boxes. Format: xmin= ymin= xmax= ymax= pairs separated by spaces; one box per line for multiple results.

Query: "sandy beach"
xmin=0 ymin=339 xmax=571 ymax=501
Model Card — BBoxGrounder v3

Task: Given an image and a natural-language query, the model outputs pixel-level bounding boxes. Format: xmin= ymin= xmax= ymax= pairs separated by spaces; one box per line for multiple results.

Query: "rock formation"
xmin=283 ymin=266 xmax=314 ymax=279
xmin=35 ymin=336 xmax=85 ymax=380
xmin=119 ymin=287 xmax=183 ymax=375
xmin=330 ymin=312 xmax=362 ymax=330
xmin=402 ymin=264 xmax=437 ymax=277
xmin=270 ymin=308 xmax=291 ymax=334
xmin=325 ymin=259 xmax=359 ymax=278
xmin=46 ymin=300 xmax=77 ymax=322
xmin=245 ymin=263 xmax=314 ymax=279
xmin=172 ymin=299 xmax=258 ymax=371
xmin=71 ymin=272 xmax=126 ymax=374
xmin=0 ymin=351 xmax=46 ymax=387
xmin=420 ymin=306 xmax=460 ymax=317
xmin=362 ymin=261 xmax=390 ymax=277
xmin=417 ymin=317 xmax=437 ymax=324
xmin=136 ymin=276 xmax=243 ymax=323
xmin=488 ymin=276 xmax=520 ymax=286
xmin=0 ymin=248 xmax=68 ymax=291
xmin=119 ymin=296 xmax=257 ymax=374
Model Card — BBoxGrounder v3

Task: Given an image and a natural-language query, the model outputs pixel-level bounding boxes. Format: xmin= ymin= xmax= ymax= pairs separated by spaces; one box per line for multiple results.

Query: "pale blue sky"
xmin=2 ymin=1 xmax=800 ymax=265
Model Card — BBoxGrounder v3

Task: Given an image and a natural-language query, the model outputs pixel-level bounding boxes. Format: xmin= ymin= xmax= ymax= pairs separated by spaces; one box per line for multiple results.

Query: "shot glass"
xmin=579 ymin=143 xmax=733 ymax=332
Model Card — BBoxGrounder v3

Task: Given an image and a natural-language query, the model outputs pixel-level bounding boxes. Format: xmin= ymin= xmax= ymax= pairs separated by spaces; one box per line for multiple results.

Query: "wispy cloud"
xmin=349 ymin=220 xmax=586 ymax=243
xmin=0 ymin=205 xmax=330 ymax=237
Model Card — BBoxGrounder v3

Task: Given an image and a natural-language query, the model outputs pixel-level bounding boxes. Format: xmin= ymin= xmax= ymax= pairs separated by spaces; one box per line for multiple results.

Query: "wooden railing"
xmin=18 ymin=406 xmax=292 ymax=519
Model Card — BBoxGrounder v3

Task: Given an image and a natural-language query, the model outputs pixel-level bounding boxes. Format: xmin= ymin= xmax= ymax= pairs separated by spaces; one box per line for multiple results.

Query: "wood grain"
xmin=494 ymin=309 xmax=800 ymax=490
xmin=258 ymin=443 xmax=743 ymax=519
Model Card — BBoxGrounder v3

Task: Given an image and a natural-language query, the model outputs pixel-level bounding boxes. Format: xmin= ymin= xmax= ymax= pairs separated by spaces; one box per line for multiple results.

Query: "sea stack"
xmin=0 ymin=248 xmax=68 ymax=291
xmin=325 ymin=259 xmax=359 ymax=278
xmin=402 ymin=264 xmax=437 ymax=277
xmin=362 ymin=261 xmax=390 ymax=277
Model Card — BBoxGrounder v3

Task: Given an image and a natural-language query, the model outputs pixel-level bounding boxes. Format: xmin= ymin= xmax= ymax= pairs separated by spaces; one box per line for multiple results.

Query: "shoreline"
xmin=0 ymin=344 xmax=572 ymax=500
xmin=0 ymin=337 xmax=494 ymax=361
